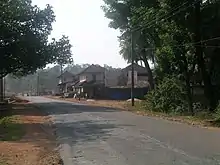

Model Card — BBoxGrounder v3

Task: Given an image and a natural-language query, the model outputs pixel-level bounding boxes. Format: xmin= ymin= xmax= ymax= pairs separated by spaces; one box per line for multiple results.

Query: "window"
xmin=92 ymin=74 xmax=96 ymax=81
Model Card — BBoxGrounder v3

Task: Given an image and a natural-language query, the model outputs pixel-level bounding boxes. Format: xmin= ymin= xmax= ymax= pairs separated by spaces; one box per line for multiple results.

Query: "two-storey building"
xmin=57 ymin=71 xmax=75 ymax=94
xmin=118 ymin=63 xmax=149 ymax=87
xmin=57 ymin=63 xmax=150 ymax=99
xmin=72 ymin=64 xmax=106 ymax=98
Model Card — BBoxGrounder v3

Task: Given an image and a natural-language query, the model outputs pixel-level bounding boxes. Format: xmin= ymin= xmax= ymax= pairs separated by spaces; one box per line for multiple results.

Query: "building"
xmin=57 ymin=71 xmax=75 ymax=94
xmin=57 ymin=63 xmax=150 ymax=99
xmin=118 ymin=63 xmax=149 ymax=87
xmin=105 ymin=68 xmax=122 ymax=87
xmin=72 ymin=64 xmax=106 ymax=98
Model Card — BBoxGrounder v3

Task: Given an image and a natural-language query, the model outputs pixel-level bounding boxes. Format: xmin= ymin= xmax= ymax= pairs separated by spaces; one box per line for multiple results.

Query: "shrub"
xmin=214 ymin=103 xmax=220 ymax=121
xmin=144 ymin=76 xmax=188 ymax=114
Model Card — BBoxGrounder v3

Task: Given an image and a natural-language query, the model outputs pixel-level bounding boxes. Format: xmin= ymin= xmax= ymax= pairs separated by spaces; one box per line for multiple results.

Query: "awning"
xmin=71 ymin=80 xmax=79 ymax=86
xmin=57 ymin=82 xmax=67 ymax=86
xmin=73 ymin=80 xmax=104 ymax=88
xmin=74 ymin=80 xmax=87 ymax=87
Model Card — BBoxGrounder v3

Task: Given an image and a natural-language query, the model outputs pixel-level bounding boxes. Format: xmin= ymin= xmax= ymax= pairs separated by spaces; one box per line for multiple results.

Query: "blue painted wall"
xmin=104 ymin=87 xmax=148 ymax=100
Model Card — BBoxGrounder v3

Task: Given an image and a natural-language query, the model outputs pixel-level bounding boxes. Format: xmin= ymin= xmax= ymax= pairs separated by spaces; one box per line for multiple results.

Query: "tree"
xmin=50 ymin=35 xmax=73 ymax=76
xmin=102 ymin=0 xmax=156 ymax=90
xmin=103 ymin=0 xmax=220 ymax=112
xmin=0 ymin=0 xmax=73 ymax=77
xmin=0 ymin=0 xmax=73 ymax=100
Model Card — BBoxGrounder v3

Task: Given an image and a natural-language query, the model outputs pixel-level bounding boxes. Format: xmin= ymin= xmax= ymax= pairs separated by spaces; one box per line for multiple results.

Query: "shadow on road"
xmin=52 ymin=120 xmax=134 ymax=150
xmin=55 ymin=120 xmax=116 ymax=142
xmin=26 ymin=101 xmax=134 ymax=146
xmin=31 ymin=102 xmax=119 ymax=116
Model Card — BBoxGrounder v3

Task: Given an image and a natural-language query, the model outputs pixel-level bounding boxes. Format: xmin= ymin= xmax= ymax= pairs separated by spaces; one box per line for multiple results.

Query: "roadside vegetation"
xmin=0 ymin=0 xmax=73 ymax=162
xmin=0 ymin=116 xmax=24 ymax=141
xmin=0 ymin=159 xmax=8 ymax=165
xmin=0 ymin=0 xmax=73 ymax=101
xmin=0 ymin=98 xmax=62 ymax=165
xmin=102 ymin=0 xmax=220 ymax=124
xmin=0 ymin=111 xmax=24 ymax=165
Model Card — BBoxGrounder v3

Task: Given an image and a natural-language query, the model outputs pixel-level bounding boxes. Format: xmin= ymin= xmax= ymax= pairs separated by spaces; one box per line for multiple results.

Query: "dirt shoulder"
xmin=0 ymin=101 xmax=62 ymax=165
xmin=47 ymin=96 xmax=128 ymax=109
xmin=47 ymin=96 xmax=219 ymax=129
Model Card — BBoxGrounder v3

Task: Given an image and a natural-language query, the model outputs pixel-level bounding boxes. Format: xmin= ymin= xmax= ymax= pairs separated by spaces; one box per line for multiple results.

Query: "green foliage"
xmin=0 ymin=116 xmax=24 ymax=141
xmin=0 ymin=159 xmax=8 ymax=165
xmin=0 ymin=0 xmax=72 ymax=78
xmin=102 ymin=0 xmax=155 ymax=89
xmin=50 ymin=35 xmax=73 ymax=66
xmin=102 ymin=0 xmax=220 ymax=111
xmin=144 ymin=77 xmax=188 ymax=114
xmin=214 ymin=103 xmax=220 ymax=122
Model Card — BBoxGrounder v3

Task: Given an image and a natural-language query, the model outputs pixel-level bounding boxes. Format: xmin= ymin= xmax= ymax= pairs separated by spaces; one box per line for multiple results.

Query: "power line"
xmin=132 ymin=0 xmax=201 ymax=32
xmin=133 ymin=1 xmax=189 ymax=31
xmin=142 ymin=36 xmax=220 ymax=50
xmin=144 ymin=44 xmax=220 ymax=51
xmin=197 ymin=36 xmax=220 ymax=44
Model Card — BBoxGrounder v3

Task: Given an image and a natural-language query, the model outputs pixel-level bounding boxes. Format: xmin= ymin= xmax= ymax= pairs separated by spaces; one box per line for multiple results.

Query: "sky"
xmin=32 ymin=0 xmax=128 ymax=68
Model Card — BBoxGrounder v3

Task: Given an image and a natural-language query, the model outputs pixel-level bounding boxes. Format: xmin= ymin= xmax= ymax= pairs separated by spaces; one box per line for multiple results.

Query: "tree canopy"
xmin=0 ymin=0 xmax=73 ymax=78
xmin=102 ymin=0 xmax=220 ymax=112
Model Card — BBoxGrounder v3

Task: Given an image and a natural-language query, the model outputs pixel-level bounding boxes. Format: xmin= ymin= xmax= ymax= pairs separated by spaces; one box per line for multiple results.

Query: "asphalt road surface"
xmin=26 ymin=96 xmax=220 ymax=165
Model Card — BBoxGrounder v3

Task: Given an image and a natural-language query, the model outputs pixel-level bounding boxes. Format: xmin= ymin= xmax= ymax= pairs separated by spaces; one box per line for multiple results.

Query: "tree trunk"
xmin=195 ymin=1 xmax=216 ymax=110
xmin=142 ymin=55 xmax=154 ymax=90
xmin=182 ymin=55 xmax=194 ymax=115
xmin=0 ymin=77 xmax=3 ymax=102
xmin=185 ymin=72 xmax=194 ymax=115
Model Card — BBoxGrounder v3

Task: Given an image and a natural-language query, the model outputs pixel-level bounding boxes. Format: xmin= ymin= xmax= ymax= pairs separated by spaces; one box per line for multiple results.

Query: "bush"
xmin=144 ymin=76 xmax=188 ymax=114
xmin=214 ymin=103 xmax=220 ymax=121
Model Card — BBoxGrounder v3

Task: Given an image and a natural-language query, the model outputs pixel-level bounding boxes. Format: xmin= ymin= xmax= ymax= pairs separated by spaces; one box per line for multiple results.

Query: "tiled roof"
xmin=122 ymin=63 xmax=148 ymax=74
xmin=77 ymin=64 xmax=105 ymax=75
xmin=57 ymin=71 xmax=74 ymax=78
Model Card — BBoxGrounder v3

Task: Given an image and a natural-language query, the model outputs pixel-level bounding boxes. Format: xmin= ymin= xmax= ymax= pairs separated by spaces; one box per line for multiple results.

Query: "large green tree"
xmin=50 ymin=35 xmax=73 ymax=76
xmin=102 ymin=0 xmax=157 ymax=90
xmin=102 ymin=0 xmax=220 ymax=111
xmin=0 ymin=0 xmax=73 ymax=78
xmin=0 ymin=0 xmax=73 ymax=101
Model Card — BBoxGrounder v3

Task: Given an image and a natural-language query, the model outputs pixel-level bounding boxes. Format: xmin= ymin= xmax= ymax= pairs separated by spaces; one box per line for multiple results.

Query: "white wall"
xmin=80 ymin=73 xmax=105 ymax=83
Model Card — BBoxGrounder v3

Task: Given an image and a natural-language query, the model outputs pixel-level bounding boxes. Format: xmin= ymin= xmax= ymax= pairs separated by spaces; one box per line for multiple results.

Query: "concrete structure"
xmin=57 ymin=71 xmax=75 ymax=94
xmin=57 ymin=64 xmax=150 ymax=99
xmin=73 ymin=65 xmax=106 ymax=98
xmin=118 ymin=63 xmax=149 ymax=87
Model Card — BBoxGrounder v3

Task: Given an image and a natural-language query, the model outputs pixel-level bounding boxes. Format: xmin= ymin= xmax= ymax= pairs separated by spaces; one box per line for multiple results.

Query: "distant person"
xmin=78 ymin=93 xmax=81 ymax=101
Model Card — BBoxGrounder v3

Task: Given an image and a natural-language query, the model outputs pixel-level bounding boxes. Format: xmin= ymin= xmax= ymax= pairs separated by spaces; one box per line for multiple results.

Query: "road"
xmin=26 ymin=96 xmax=220 ymax=165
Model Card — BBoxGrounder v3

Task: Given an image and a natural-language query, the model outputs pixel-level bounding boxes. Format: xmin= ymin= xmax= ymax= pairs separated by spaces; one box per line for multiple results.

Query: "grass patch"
xmin=0 ymin=116 xmax=24 ymax=141
xmin=128 ymin=101 xmax=220 ymax=127
xmin=0 ymin=159 xmax=8 ymax=165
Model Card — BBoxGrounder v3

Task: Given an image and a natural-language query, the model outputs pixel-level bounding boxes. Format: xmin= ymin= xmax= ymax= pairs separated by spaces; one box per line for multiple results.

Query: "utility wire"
xmin=142 ymin=36 xmax=220 ymax=50
xmin=131 ymin=0 xmax=219 ymax=51
xmin=132 ymin=0 xmax=201 ymax=32
xmin=132 ymin=0 xmax=189 ymax=31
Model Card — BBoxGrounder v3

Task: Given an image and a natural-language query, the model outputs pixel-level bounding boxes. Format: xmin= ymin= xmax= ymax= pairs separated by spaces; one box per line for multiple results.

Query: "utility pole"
xmin=3 ymin=77 xmax=6 ymax=98
xmin=37 ymin=73 xmax=40 ymax=96
xmin=60 ymin=64 xmax=64 ymax=93
xmin=131 ymin=31 xmax=135 ymax=106
xmin=0 ymin=77 xmax=3 ymax=102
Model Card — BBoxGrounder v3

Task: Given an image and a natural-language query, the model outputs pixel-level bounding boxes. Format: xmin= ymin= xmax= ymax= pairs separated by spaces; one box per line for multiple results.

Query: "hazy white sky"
xmin=32 ymin=0 xmax=127 ymax=68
